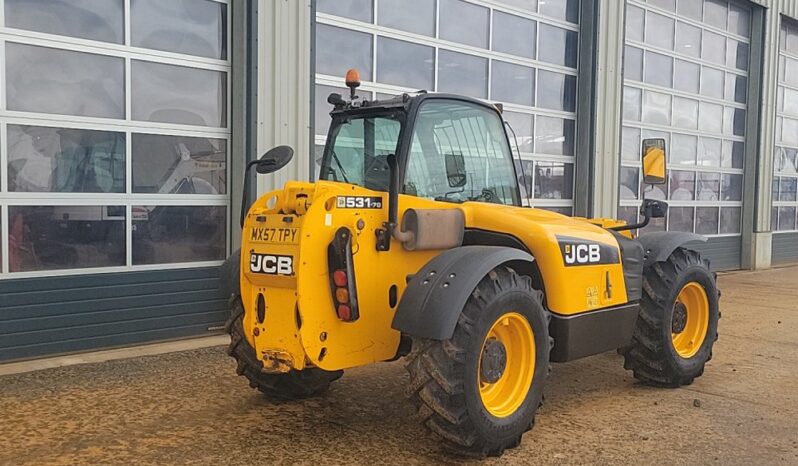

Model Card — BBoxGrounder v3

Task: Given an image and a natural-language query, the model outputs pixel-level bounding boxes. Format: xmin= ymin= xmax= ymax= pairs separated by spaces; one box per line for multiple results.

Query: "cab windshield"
xmin=319 ymin=112 xmax=402 ymax=191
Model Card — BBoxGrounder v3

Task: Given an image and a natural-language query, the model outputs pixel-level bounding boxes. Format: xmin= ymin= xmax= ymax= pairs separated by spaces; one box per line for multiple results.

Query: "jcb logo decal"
xmin=249 ymin=252 xmax=293 ymax=276
xmin=563 ymin=244 xmax=601 ymax=265
xmin=557 ymin=236 xmax=620 ymax=267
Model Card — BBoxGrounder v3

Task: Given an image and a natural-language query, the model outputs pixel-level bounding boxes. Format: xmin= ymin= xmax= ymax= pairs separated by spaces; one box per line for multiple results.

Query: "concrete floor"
xmin=1 ymin=266 xmax=797 ymax=465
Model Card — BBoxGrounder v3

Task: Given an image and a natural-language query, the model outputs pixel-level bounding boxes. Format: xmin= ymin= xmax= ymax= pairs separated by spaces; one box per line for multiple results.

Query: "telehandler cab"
xmin=220 ymin=69 xmax=720 ymax=457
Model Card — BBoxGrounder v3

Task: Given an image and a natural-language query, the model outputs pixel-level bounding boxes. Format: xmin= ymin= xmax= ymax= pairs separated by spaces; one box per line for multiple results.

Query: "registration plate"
xmin=250 ymin=227 xmax=299 ymax=244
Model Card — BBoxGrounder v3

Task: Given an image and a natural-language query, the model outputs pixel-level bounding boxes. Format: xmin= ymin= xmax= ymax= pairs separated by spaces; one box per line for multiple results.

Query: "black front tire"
xmin=225 ymin=298 xmax=343 ymax=400
xmin=622 ymin=248 xmax=720 ymax=387
xmin=405 ymin=267 xmax=550 ymax=457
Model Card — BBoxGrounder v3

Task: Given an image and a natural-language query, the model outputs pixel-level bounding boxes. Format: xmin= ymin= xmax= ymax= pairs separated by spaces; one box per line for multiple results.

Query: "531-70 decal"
xmin=336 ymin=196 xmax=383 ymax=209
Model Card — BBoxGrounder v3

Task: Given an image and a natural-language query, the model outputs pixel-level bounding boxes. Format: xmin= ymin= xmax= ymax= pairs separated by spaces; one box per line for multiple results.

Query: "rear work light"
xmin=327 ymin=227 xmax=360 ymax=322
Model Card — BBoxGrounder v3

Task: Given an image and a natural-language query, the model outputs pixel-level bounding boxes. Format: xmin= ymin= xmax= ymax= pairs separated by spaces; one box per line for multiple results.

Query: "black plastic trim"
xmin=549 ymin=303 xmax=640 ymax=362
xmin=637 ymin=231 xmax=707 ymax=266
xmin=392 ymin=246 xmax=534 ymax=340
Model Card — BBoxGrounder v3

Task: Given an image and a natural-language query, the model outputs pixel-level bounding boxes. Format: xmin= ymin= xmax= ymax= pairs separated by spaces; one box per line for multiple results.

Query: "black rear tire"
xmin=405 ymin=267 xmax=550 ymax=457
xmin=225 ymin=298 xmax=342 ymax=400
xmin=622 ymin=248 xmax=720 ymax=387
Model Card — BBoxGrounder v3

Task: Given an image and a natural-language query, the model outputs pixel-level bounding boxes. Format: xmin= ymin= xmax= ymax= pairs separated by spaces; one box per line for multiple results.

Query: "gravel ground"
xmin=1 ymin=266 xmax=797 ymax=465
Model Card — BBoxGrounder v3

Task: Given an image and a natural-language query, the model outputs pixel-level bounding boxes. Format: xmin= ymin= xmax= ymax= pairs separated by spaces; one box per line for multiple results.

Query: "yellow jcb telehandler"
xmin=219 ymin=70 xmax=720 ymax=457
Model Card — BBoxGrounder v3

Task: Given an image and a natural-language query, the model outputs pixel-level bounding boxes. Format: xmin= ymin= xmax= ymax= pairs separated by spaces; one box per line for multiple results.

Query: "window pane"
xmin=8 ymin=125 xmax=125 ymax=193
xmin=132 ymin=134 xmax=226 ymax=194
xmin=669 ymin=170 xmax=696 ymax=200
xmin=132 ymin=61 xmax=226 ymax=127
xmin=645 ymin=12 xmax=675 ymax=50
xmin=515 ymin=159 xmax=534 ymax=201
xmin=131 ymin=0 xmax=227 ymax=59
xmin=669 ymin=207 xmax=694 ymax=232
xmin=622 ymin=126 xmax=641 ymax=162
xmin=378 ymin=0 xmax=435 ymax=36
xmin=704 ymin=0 xmax=727 ymax=29
xmin=538 ymin=24 xmax=578 ymax=68
xmin=722 ymin=173 xmax=743 ymax=201
xmin=698 ymin=137 xmax=722 ymax=167
xmin=626 ymin=5 xmax=644 ymax=42
xmin=702 ymin=30 xmax=726 ymax=66
xmin=676 ymin=21 xmax=701 ymax=58
xmin=642 ymin=214 xmax=666 ymax=232
xmin=503 ymin=112 xmax=534 ymax=153
xmin=644 ymin=51 xmax=673 ymax=87
xmin=728 ymin=4 xmax=750 ymax=37
xmin=698 ymin=101 xmax=722 ymax=133
xmin=6 ymin=43 xmax=124 ymax=119
xmin=700 ymin=66 xmax=724 ymax=99
xmin=623 ymin=86 xmax=642 ymax=121
xmin=780 ymin=177 xmax=797 ymax=202
xmin=5 ymin=0 xmax=123 ymax=44
xmin=535 ymin=117 xmax=575 ymax=156
xmin=314 ymin=85 xmax=370 ymax=136
xmin=618 ymin=206 xmax=639 ymax=226
xmin=677 ymin=0 xmax=702 ymax=21
xmin=625 ymin=46 xmax=643 ymax=82
xmin=778 ymin=207 xmax=796 ymax=231
xmin=377 ymin=37 xmax=434 ymax=90
xmin=496 ymin=0 xmax=536 ymax=12
xmin=727 ymin=39 xmax=749 ymax=71
xmin=696 ymin=206 xmax=719 ymax=234
xmin=671 ymin=133 xmax=697 ymax=165
xmin=440 ymin=0 xmax=489 ymax=48
xmin=317 ymin=0 xmax=373 ymax=22
xmin=721 ymin=140 xmax=744 ymax=169
xmin=133 ymin=205 xmax=226 ymax=264
xmin=776 ymin=147 xmax=798 ymax=173
xmin=539 ymin=0 xmax=579 ymax=23
xmin=673 ymin=97 xmax=698 ymax=129
xmin=8 ymin=205 xmax=125 ymax=272
xmin=493 ymin=11 xmax=536 ymax=59
xmin=438 ymin=50 xmax=488 ymax=98
xmin=534 ymin=162 xmax=573 ymax=199
xmin=697 ymin=172 xmax=721 ymax=200
xmin=537 ymin=71 xmax=576 ymax=112
xmin=620 ymin=166 xmax=640 ymax=200
xmin=674 ymin=59 xmax=700 ymax=94
xmin=642 ymin=90 xmax=671 ymax=126
xmin=491 ymin=61 xmax=535 ymax=106
xmin=316 ymin=24 xmax=373 ymax=81
xmin=726 ymin=74 xmax=747 ymax=104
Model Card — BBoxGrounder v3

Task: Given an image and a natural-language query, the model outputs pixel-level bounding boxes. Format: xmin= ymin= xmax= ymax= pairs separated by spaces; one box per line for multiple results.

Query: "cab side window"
xmin=403 ymin=100 xmax=519 ymax=205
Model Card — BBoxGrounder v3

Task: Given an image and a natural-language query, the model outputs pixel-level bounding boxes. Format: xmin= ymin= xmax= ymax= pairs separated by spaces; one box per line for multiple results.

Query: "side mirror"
xmin=256 ymin=145 xmax=294 ymax=175
xmin=444 ymin=152 xmax=467 ymax=188
xmin=641 ymin=138 xmax=667 ymax=185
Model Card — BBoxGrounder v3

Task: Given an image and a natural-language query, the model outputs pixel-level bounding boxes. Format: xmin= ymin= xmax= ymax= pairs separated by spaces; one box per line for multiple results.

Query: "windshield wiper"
xmin=330 ymin=148 xmax=350 ymax=184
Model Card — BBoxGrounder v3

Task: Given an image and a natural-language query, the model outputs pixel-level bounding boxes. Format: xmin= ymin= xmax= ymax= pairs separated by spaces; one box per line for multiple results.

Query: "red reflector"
xmin=337 ymin=304 xmax=352 ymax=321
xmin=333 ymin=269 xmax=348 ymax=287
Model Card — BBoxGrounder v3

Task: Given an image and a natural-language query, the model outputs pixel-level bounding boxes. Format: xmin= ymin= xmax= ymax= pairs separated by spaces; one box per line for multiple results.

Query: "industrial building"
xmin=0 ymin=0 xmax=795 ymax=361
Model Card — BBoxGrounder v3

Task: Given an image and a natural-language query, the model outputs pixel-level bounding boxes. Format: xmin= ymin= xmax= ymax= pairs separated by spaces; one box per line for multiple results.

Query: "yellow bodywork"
xmin=240 ymin=180 xmax=631 ymax=373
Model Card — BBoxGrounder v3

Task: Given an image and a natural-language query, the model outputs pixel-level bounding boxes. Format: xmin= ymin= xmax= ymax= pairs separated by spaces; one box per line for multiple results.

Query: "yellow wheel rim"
xmin=478 ymin=312 xmax=536 ymax=418
xmin=671 ymin=282 xmax=709 ymax=358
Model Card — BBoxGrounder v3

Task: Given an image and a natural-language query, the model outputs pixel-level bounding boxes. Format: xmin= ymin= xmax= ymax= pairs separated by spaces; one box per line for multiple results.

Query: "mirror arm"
xmin=239 ymin=160 xmax=261 ymax=228
xmin=610 ymin=185 xmax=652 ymax=232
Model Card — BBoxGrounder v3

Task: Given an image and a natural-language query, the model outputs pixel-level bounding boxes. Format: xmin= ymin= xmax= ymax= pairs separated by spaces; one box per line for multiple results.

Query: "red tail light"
xmin=327 ymin=227 xmax=359 ymax=322
xmin=333 ymin=269 xmax=348 ymax=287
xmin=337 ymin=304 xmax=352 ymax=321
